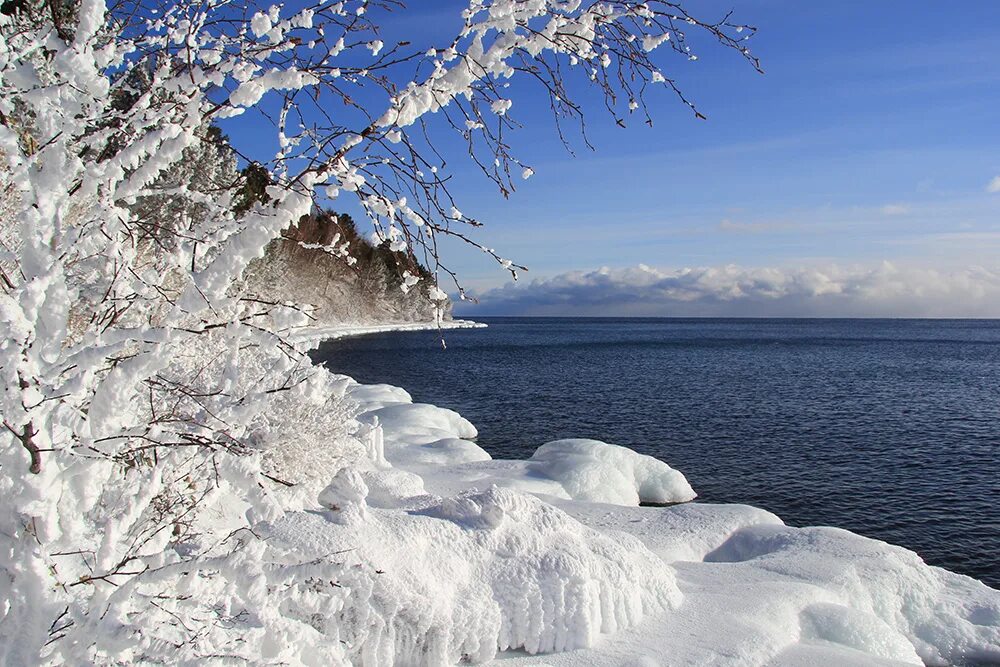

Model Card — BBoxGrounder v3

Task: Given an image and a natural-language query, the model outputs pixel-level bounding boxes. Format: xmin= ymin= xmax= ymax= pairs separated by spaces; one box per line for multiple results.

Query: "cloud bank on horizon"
xmin=455 ymin=263 xmax=1000 ymax=318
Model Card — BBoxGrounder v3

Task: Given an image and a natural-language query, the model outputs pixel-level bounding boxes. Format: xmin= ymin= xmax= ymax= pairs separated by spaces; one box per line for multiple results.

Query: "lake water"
xmin=314 ymin=318 xmax=1000 ymax=588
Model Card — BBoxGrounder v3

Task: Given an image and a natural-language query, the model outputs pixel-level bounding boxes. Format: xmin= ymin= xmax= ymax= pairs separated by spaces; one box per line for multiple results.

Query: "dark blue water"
xmin=314 ymin=318 xmax=1000 ymax=588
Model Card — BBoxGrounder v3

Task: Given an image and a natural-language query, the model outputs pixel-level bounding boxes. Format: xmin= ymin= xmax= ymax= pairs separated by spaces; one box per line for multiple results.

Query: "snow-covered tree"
xmin=0 ymin=0 xmax=757 ymax=662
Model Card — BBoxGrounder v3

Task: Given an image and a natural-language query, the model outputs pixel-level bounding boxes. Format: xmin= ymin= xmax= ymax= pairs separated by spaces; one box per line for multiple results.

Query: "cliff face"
xmin=243 ymin=210 xmax=447 ymax=324
xmin=2 ymin=122 xmax=442 ymax=326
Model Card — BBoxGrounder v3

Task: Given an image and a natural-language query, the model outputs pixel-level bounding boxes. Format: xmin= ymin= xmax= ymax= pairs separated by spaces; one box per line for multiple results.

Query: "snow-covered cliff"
xmin=243 ymin=210 xmax=449 ymax=327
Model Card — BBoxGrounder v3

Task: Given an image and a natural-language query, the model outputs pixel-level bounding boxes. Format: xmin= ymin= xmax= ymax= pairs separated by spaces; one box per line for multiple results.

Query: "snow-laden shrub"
xmin=246 ymin=368 xmax=370 ymax=507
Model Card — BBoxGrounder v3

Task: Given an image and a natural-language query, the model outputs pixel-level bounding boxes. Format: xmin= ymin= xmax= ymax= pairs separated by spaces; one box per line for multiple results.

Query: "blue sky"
xmin=228 ymin=1 xmax=1000 ymax=315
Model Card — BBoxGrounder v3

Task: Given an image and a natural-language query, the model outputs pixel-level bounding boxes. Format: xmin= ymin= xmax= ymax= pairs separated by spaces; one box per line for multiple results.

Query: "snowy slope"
xmin=258 ymin=323 xmax=1000 ymax=667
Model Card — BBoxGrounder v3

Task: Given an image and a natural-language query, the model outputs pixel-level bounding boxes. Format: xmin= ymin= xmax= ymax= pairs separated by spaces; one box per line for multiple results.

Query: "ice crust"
xmin=255 ymin=327 xmax=1000 ymax=666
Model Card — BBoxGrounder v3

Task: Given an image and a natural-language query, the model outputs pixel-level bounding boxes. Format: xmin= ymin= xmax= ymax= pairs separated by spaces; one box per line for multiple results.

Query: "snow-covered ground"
xmin=263 ymin=321 xmax=1000 ymax=666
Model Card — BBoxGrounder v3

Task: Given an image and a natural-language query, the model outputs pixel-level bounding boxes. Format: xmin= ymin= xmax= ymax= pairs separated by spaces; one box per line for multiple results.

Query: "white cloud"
xmin=458 ymin=263 xmax=1000 ymax=318
xmin=879 ymin=203 xmax=910 ymax=216
xmin=987 ymin=176 xmax=1000 ymax=193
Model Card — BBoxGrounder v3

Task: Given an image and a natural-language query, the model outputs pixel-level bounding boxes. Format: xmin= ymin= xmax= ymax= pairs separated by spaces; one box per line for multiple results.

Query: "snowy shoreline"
xmin=275 ymin=320 xmax=1000 ymax=666
xmin=290 ymin=318 xmax=487 ymax=346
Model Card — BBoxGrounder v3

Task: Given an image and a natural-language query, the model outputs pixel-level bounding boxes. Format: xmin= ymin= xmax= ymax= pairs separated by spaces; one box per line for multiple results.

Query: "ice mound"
xmin=359 ymin=403 xmax=489 ymax=467
xmin=345 ymin=382 xmax=413 ymax=410
xmin=268 ymin=486 xmax=680 ymax=664
xmin=706 ymin=524 xmax=1000 ymax=665
xmin=528 ymin=439 xmax=696 ymax=506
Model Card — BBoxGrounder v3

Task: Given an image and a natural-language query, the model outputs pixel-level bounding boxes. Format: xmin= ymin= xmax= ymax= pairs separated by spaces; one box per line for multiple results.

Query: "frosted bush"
xmin=246 ymin=368 xmax=369 ymax=504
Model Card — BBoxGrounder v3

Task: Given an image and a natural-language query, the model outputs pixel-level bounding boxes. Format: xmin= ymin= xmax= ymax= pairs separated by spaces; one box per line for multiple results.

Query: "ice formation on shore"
xmin=529 ymin=438 xmax=696 ymax=505
xmin=268 ymin=483 xmax=679 ymax=664
xmin=247 ymin=326 xmax=1000 ymax=666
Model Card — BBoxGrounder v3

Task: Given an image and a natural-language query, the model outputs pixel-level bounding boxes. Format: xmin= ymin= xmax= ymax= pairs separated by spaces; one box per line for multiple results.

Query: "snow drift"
xmin=705 ymin=524 xmax=1000 ymax=666
xmin=267 ymin=484 xmax=680 ymax=664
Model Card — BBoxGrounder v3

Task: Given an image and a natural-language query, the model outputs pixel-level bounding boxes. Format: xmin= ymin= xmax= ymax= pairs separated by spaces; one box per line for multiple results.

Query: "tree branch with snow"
xmin=0 ymin=0 xmax=757 ymax=661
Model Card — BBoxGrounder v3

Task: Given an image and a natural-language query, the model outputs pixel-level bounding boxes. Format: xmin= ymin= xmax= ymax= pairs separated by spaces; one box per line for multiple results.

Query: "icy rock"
xmin=528 ymin=439 xmax=696 ymax=506
xmin=706 ymin=524 xmax=1000 ymax=666
xmin=318 ymin=467 xmax=369 ymax=524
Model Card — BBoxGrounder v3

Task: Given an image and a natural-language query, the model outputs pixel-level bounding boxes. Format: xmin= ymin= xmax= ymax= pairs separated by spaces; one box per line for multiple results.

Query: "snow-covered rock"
xmin=359 ymin=467 xmax=428 ymax=509
xmin=528 ymin=438 xmax=696 ymax=506
xmin=345 ymin=382 xmax=414 ymax=410
xmin=361 ymin=402 xmax=478 ymax=444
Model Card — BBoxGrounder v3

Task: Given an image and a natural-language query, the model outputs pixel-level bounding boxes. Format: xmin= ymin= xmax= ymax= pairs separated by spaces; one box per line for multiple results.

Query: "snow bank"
xmin=267 ymin=485 xmax=680 ymax=665
xmin=528 ymin=438 xmax=696 ymax=506
xmin=552 ymin=499 xmax=784 ymax=563
xmin=495 ymin=502 xmax=1000 ymax=667
xmin=419 ymin=458 xmax=572 ymax=500
xmin=706 ymin=524 xmax=1000 ymax=666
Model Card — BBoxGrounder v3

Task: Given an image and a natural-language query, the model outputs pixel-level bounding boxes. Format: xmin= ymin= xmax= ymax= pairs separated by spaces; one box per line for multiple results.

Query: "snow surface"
xmin=255 ymin=321 xmax=1000 ymax=666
